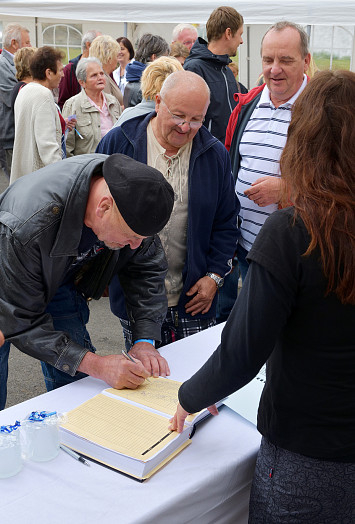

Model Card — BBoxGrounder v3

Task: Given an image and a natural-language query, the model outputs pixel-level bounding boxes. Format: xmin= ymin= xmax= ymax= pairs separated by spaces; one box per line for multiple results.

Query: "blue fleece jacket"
xmin=125 ymin=60 xmax=146 ymax=82
xmin=96 ymin=112 xmax=240 ymax=319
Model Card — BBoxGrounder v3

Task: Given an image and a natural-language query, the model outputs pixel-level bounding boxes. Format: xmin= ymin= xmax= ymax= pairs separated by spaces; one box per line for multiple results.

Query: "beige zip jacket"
xmin=62 ymin=89 xmax=121 ymax=156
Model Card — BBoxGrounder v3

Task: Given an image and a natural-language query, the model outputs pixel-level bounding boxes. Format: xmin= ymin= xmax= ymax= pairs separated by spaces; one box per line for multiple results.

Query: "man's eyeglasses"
xmin=161 ymin=98 xmax=205 ymax=129
xmin=182 ymin=39 xmax=196 ymax=47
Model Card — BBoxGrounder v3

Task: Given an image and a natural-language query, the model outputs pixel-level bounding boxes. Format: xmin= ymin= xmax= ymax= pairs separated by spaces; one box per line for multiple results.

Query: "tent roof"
xmin=0 ymin=0 xmax=354 ymax=26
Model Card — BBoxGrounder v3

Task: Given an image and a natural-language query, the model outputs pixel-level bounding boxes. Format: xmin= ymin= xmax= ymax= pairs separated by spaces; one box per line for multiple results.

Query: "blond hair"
xmin=89 ymin=35 xmax=120 ymax=66
xmin=14 ymin=46 xmax=37 ymax=80
xmin=141 ymin=56 xmax=183 ymax=100
xmin=170 ymin=42 xmax=190 ymax=60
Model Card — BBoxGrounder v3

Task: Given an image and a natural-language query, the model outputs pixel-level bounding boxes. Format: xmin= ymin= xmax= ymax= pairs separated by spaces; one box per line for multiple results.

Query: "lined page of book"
xmin=105 ymin=378 xmax=201 ymax=423
xmin=61 ymin=393 xmax=178 ymax=461
xmin=106 ymin=378 xmax=180 ymax=415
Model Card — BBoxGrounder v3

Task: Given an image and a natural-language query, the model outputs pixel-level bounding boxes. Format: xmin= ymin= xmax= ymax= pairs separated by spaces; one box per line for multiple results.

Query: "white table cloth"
xmin=0 ymin=324 xmax=261 ymax=524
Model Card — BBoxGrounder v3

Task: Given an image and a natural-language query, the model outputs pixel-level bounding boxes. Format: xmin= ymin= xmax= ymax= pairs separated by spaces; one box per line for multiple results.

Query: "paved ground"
xmin=0 ymin=168 xmax=125 ymax=409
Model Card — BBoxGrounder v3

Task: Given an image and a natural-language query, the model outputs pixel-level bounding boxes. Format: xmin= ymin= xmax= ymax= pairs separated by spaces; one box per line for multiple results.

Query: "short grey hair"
xmin=261 ymin=21 xmax=309 ymax=58
xmin=81 ymin=30 xmax=101 ymax=52
xmin=76 ymin=57 xmax=102 ymax=82
xmin=172 ymin=24 xmax=198 ymax=42
xmin=135 ymin=34 xmax=170 ymax=64
xmin=3 ymin=23 xmax=29 ymax=49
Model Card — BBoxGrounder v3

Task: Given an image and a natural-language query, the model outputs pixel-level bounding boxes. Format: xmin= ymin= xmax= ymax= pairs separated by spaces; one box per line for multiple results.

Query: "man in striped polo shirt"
xmin=226 ymin=22 xmax=311 ymax=281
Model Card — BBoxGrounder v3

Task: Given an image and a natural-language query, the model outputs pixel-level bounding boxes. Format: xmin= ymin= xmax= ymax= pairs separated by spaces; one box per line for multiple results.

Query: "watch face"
xmin=216 ymin=277 xmax=224 ymax=287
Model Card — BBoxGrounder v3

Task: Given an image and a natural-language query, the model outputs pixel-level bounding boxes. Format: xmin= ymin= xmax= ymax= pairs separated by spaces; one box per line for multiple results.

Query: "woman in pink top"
xmin=62 ymin=57 xmax=121 ymax=156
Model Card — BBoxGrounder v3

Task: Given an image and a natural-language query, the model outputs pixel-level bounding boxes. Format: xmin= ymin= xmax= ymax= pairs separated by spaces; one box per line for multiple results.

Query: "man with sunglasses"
xmin=97 ymin=70 xmax=239 ymax=350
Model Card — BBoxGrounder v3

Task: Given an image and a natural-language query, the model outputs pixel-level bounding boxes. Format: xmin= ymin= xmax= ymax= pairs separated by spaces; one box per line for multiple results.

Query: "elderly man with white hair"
xmin=0 ymin=23 xmax=31 ymax=177
xmin=171 ymin=23 xmax=198 ymax=51
xmin=97 ymin=70 xmax=239 ymax=350
xmin=62 ymin=57 xmax=121 ymax=156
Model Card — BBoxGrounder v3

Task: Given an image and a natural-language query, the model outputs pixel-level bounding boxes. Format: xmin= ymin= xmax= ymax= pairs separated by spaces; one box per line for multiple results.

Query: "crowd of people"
xmin=0 ymin=6 xmax=354 ymax=522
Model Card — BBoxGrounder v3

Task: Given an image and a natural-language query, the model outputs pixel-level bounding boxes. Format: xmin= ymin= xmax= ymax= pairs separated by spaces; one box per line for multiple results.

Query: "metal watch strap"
xmin=206 ymin=272 xmax=224 ymax=288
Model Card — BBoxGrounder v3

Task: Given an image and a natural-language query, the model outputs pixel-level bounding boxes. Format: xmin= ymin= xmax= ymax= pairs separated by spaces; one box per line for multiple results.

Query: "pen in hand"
xmin=60 ymin=444 xmax=90 ymax=467
xmin=121 ymin=349 xmax=151 ymax=382
xmin=74 ymin=128 xmax=84 ymax=139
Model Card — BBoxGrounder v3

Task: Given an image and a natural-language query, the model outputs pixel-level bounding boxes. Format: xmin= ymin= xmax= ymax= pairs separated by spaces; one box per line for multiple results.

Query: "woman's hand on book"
xmin=169 ymin=403 xmax=190 ymax=433
xmin=130 ymin=342 xmax=170 ymax=378
xmin=169 ymin=403 xmax=219 ymax=433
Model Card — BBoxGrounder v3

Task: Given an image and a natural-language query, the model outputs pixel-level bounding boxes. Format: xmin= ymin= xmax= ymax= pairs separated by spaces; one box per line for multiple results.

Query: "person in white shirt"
xmin=112 ymin=37 xmax=135 ymax=95
xmin=11 ymin=46 xmax=65 ymax=183
xmin=217 ymin=22 xmax=311 ymax=323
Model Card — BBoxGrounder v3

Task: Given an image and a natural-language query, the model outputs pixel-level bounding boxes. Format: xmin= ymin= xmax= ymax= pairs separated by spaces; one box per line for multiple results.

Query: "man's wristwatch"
xmin=206 ymin=272 xmax=224 ymax=288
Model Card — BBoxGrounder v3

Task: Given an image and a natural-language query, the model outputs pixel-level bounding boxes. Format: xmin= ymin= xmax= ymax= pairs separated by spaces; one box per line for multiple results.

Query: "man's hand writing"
xmin=78 ymin=352 xmax=149 ymax=389
xmin=130 ymin=342 xmax=170 ymax=378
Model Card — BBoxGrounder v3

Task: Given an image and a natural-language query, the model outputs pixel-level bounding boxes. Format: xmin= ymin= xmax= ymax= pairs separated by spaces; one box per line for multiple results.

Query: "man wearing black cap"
xmin=0 ymin=153 xmax=174 ymax=410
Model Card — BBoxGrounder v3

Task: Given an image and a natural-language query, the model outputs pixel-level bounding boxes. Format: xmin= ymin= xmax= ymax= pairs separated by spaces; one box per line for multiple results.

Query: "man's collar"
xmin=1 ymin=48 xmax=15 ymax=62
xmin=260 ymin=74 xmax=308 ymax=108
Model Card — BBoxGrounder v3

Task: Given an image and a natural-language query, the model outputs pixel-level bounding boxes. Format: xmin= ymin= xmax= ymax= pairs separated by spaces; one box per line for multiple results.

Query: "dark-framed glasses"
xmin=161 ymin=98 xmax=205 ymax=129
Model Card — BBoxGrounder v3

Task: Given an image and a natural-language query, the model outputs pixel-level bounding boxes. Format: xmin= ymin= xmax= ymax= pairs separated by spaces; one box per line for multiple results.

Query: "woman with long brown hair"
xmin=170 ymin=70 xmax=355 ymax=522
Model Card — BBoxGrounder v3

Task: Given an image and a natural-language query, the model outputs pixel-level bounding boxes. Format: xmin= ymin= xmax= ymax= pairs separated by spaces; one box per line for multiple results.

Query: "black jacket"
xmin=123 ymin=60 xmax=146 ymax=108
xmin=0 ymin=154 xmax=168 ymax=375
xmin=184 ymin=38 xmax=237 ymax=143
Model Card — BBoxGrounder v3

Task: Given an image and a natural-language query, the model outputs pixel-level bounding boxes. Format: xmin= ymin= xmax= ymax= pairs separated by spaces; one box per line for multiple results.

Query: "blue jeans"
xmin=216 ymin=257 xmax=240 ymax=324
xmin=41 ymin=282 xmax=96 ymax=391
xmin=0 ymin=340 xmax=11 ymax=410
xmin=236 ymin=243 xmax=249 ymax=282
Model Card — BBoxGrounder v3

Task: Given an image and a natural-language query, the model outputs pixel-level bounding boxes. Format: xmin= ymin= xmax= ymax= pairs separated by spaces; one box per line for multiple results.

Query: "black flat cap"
xmin=102 ymin=154 xmax=174 ymax=236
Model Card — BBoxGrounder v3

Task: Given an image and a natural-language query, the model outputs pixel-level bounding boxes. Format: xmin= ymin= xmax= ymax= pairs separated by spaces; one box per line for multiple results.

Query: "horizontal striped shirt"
xmin=236 ymin=75 xmax=307 ymax=251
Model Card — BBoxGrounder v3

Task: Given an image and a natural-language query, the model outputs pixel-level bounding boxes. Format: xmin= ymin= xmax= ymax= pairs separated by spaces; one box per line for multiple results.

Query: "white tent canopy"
xmin=0 ymin=0 xmax=354 ymax=26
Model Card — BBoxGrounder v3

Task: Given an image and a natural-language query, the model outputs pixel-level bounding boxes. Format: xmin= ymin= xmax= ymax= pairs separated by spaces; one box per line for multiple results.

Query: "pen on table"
xmin=121 ymin=349 xmax=151 ymax=382
xmin=60 ymin=444 xmax=90 ymax=467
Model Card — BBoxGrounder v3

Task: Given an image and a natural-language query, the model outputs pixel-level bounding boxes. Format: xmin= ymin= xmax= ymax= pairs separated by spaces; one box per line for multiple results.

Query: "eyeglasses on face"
xmin=160 ymin=98 xmax=205 ymax=129
xmin=182 ymin=39 xmax=196 ymax=46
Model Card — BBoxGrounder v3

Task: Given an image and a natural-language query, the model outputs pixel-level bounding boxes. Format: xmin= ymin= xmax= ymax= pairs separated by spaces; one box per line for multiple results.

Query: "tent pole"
xmin=247 ymin=25 xmax=250 ymax=90
xmin=35 ymin=17 xmax=38 ymax=47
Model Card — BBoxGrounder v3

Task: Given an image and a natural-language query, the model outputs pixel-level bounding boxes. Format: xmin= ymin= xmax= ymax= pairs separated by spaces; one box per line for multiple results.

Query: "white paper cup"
xmin=22 ymin=411 xmax=61 ymax=462
xmin=0 ymin=425 xmax=22 ymax=478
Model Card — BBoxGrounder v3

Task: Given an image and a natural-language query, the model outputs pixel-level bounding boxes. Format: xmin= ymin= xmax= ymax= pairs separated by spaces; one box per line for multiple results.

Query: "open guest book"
xmin=60 ymin=377 xmax=216 ymax=481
